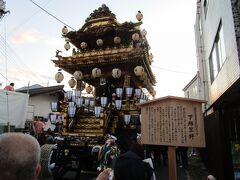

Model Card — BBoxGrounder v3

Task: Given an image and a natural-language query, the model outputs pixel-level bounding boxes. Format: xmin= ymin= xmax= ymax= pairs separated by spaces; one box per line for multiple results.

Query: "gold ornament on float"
xmin=141 ymin=29 xmax=147 ymax=37
xmin=80 ymin=81 xmax=86 ymax=91
xmin=149 ymin=53 xmax=154 ymax=63
xmin=86 ymin=85 xmax=93 ymax=94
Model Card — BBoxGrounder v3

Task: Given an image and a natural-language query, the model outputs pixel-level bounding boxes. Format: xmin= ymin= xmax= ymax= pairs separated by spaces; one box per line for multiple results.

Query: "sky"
xmin=0 ymin=0 xmax=197 ymax=97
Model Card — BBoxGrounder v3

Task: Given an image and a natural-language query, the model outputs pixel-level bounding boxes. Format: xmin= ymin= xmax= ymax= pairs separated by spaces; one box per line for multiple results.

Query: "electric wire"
xmin=151 ymin=65 xmax=195 ymax=75
xmin=3 ymin=16 xmax=10 ymax=131
xmin=7 ymin=0 xmax=53 ymax=36
xmin=29 ymin=0 xmax=75 ymax=31
xmin=0 ymin=35 xmax=46 ymax=83
xmin=4 ymin=16 xmax=7 ymax=85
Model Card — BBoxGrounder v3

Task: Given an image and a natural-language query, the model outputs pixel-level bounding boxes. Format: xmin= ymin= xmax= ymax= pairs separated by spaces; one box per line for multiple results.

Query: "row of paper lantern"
xmin=55 ymin=70 xmax=155 ymax=96
xmin=55 ymin=65 xmax=147 ymax=83
xmin=63 ymin=32 xmax=143 ymax=51
xmin=61 ymin=10 xmax=143 ymax=35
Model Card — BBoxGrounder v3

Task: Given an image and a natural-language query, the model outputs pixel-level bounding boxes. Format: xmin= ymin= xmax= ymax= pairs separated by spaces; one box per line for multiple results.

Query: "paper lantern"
xmin=136 ymin=10 xmax=143 ymax=21
xmin=80 ymin=42 xmax=87 ymax=49
xmin=132 ymin=33 xmax=140 ymax=41
xmin=73 ymin=71 xmax=83 ymax=80
xmin=62 ymin=26 xmax=68 ymax=35
xmin=114 ymin=36 xmax=121 ymax=44
xmin=96 ymin=39 xmax=103 ymax=46
xmin=134 ymin=66 xmax=144 ymax=76
xmin=55 ymin=69 xmax=64 ymax=83
xmin=92 ymin=68 xmax=101 ymax=78
xmin=112 ymin=68 xmax=121 ymax=78
xmin=64 ymin=42 xmax=71 ymax=51
xmin=68 ymin=77 xmax=76 ymax=88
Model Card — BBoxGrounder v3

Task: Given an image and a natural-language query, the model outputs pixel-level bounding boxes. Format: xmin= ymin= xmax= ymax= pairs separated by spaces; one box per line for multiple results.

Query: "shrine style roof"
xmin=64 ymin=4 xmax=142 ymax=51
xmin=52 ymin=4 xmax=156 ymax=93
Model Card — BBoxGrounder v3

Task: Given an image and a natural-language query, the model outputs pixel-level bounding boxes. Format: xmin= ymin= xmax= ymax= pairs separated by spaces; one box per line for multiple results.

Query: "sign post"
xmin=138 ymin=96 xmax=206 ymax=180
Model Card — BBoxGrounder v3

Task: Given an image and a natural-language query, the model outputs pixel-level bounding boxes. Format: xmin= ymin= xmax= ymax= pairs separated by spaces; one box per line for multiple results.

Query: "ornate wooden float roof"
xmin=52 ymin=4 xmax=156 ymax=91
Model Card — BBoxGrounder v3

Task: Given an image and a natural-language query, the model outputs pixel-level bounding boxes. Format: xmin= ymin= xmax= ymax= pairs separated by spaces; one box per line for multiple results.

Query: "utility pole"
xmin=0 ymin=0 xmax=9 ymax=20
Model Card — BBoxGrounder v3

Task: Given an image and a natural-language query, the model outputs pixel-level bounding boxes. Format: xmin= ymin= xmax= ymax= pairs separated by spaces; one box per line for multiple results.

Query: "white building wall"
xmin=183 ymin=79 xmax=198 ymax=99
xmin=28 ymin=94 xmax=57 ymax=130
xmin=198 ymin=0 xmax=240 ymax=104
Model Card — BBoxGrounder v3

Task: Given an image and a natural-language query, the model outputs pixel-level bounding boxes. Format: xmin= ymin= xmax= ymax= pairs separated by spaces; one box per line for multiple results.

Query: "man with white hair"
xmin=0 ymin=132 xmax=41 ymax=180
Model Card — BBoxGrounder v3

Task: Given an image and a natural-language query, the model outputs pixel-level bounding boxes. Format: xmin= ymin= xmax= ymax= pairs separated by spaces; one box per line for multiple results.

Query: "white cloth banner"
xmin=0 ymin=90 xmax=29 ymax=128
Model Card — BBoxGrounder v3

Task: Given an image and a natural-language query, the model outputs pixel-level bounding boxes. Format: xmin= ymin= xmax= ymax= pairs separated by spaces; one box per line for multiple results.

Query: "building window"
xmin=209 ymin=22 xmax=226 ymax=83
xmin=203 ymin=0 xmax=208 ymax=18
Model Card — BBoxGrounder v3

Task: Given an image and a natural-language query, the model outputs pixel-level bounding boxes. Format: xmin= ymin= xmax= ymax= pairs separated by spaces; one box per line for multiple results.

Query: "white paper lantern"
xmin=80 ymin=42 xmax=87 ymax=49
xmin=73 ymin=71 xmax=83 ymax=80
xmin=64 ymin=42 xmax=71 ymax=51
xmin=112 ymin=68 xmax=122 ymax=78
xmin=62 ymin=26 xmax=68 ymax=35
xmin=92 ymin=68 xmax=101 ymax=78
xmin=55 ymin=70 xmax=64 ymax=83
xmin=134 ymin=66 xmax=144 ymax=76
xmin=114 ymin=36 xmax=121 ymax=44
xmin=96 ymin=39 xmax=103 ymax=46
xmin=132 ymin=33 xmax=140 ymax=41
xmin=136 ymin=11 xmax=143 ymax=21
xmin=68 ymin=77 xmax=76 ymax=88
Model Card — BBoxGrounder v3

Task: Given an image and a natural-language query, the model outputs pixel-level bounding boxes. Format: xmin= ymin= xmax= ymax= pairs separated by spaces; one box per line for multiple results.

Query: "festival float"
xmin=41 ymin=4 xmax=156 ymax=178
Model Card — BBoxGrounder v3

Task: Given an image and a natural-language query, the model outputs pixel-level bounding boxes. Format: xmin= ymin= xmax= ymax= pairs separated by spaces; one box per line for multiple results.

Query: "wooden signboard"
xmin=138 ymin=96 xmax=206 ymax=180
xmin=138 ymin=96 xmax=206 ymax=147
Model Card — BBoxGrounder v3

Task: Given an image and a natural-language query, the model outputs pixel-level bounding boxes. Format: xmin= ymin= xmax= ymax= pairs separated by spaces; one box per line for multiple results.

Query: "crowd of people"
xmin=0 ymin=131 xmax=217 ymax=180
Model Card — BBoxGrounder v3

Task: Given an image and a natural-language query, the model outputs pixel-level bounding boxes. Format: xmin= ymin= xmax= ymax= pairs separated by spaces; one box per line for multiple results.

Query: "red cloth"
xmin=34 ymin=121 xmax=46 ymax=135
xmin=4 ymin=85 xmax=15 ymax=91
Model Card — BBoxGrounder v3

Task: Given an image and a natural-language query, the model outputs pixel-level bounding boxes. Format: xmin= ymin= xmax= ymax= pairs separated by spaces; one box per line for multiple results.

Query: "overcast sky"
xmin=0 ymin=0 xmax=197 ymax=97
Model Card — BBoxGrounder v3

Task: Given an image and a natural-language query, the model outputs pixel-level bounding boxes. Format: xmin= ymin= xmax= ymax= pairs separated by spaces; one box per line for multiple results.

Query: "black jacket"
xmin=113 ymin=151 xmax=153 ymax=180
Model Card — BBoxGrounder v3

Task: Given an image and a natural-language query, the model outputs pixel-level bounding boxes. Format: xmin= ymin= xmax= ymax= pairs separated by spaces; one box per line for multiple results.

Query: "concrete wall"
xmin=198 ymin=0 xmax=240 ymax=104
xmin=28 ymin=93 xmax=57 ymax=130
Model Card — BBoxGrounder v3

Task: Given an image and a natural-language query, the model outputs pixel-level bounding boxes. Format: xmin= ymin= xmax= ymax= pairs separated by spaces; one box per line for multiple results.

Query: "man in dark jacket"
xmin=113 ymin=143 xmax=153 ymax=180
